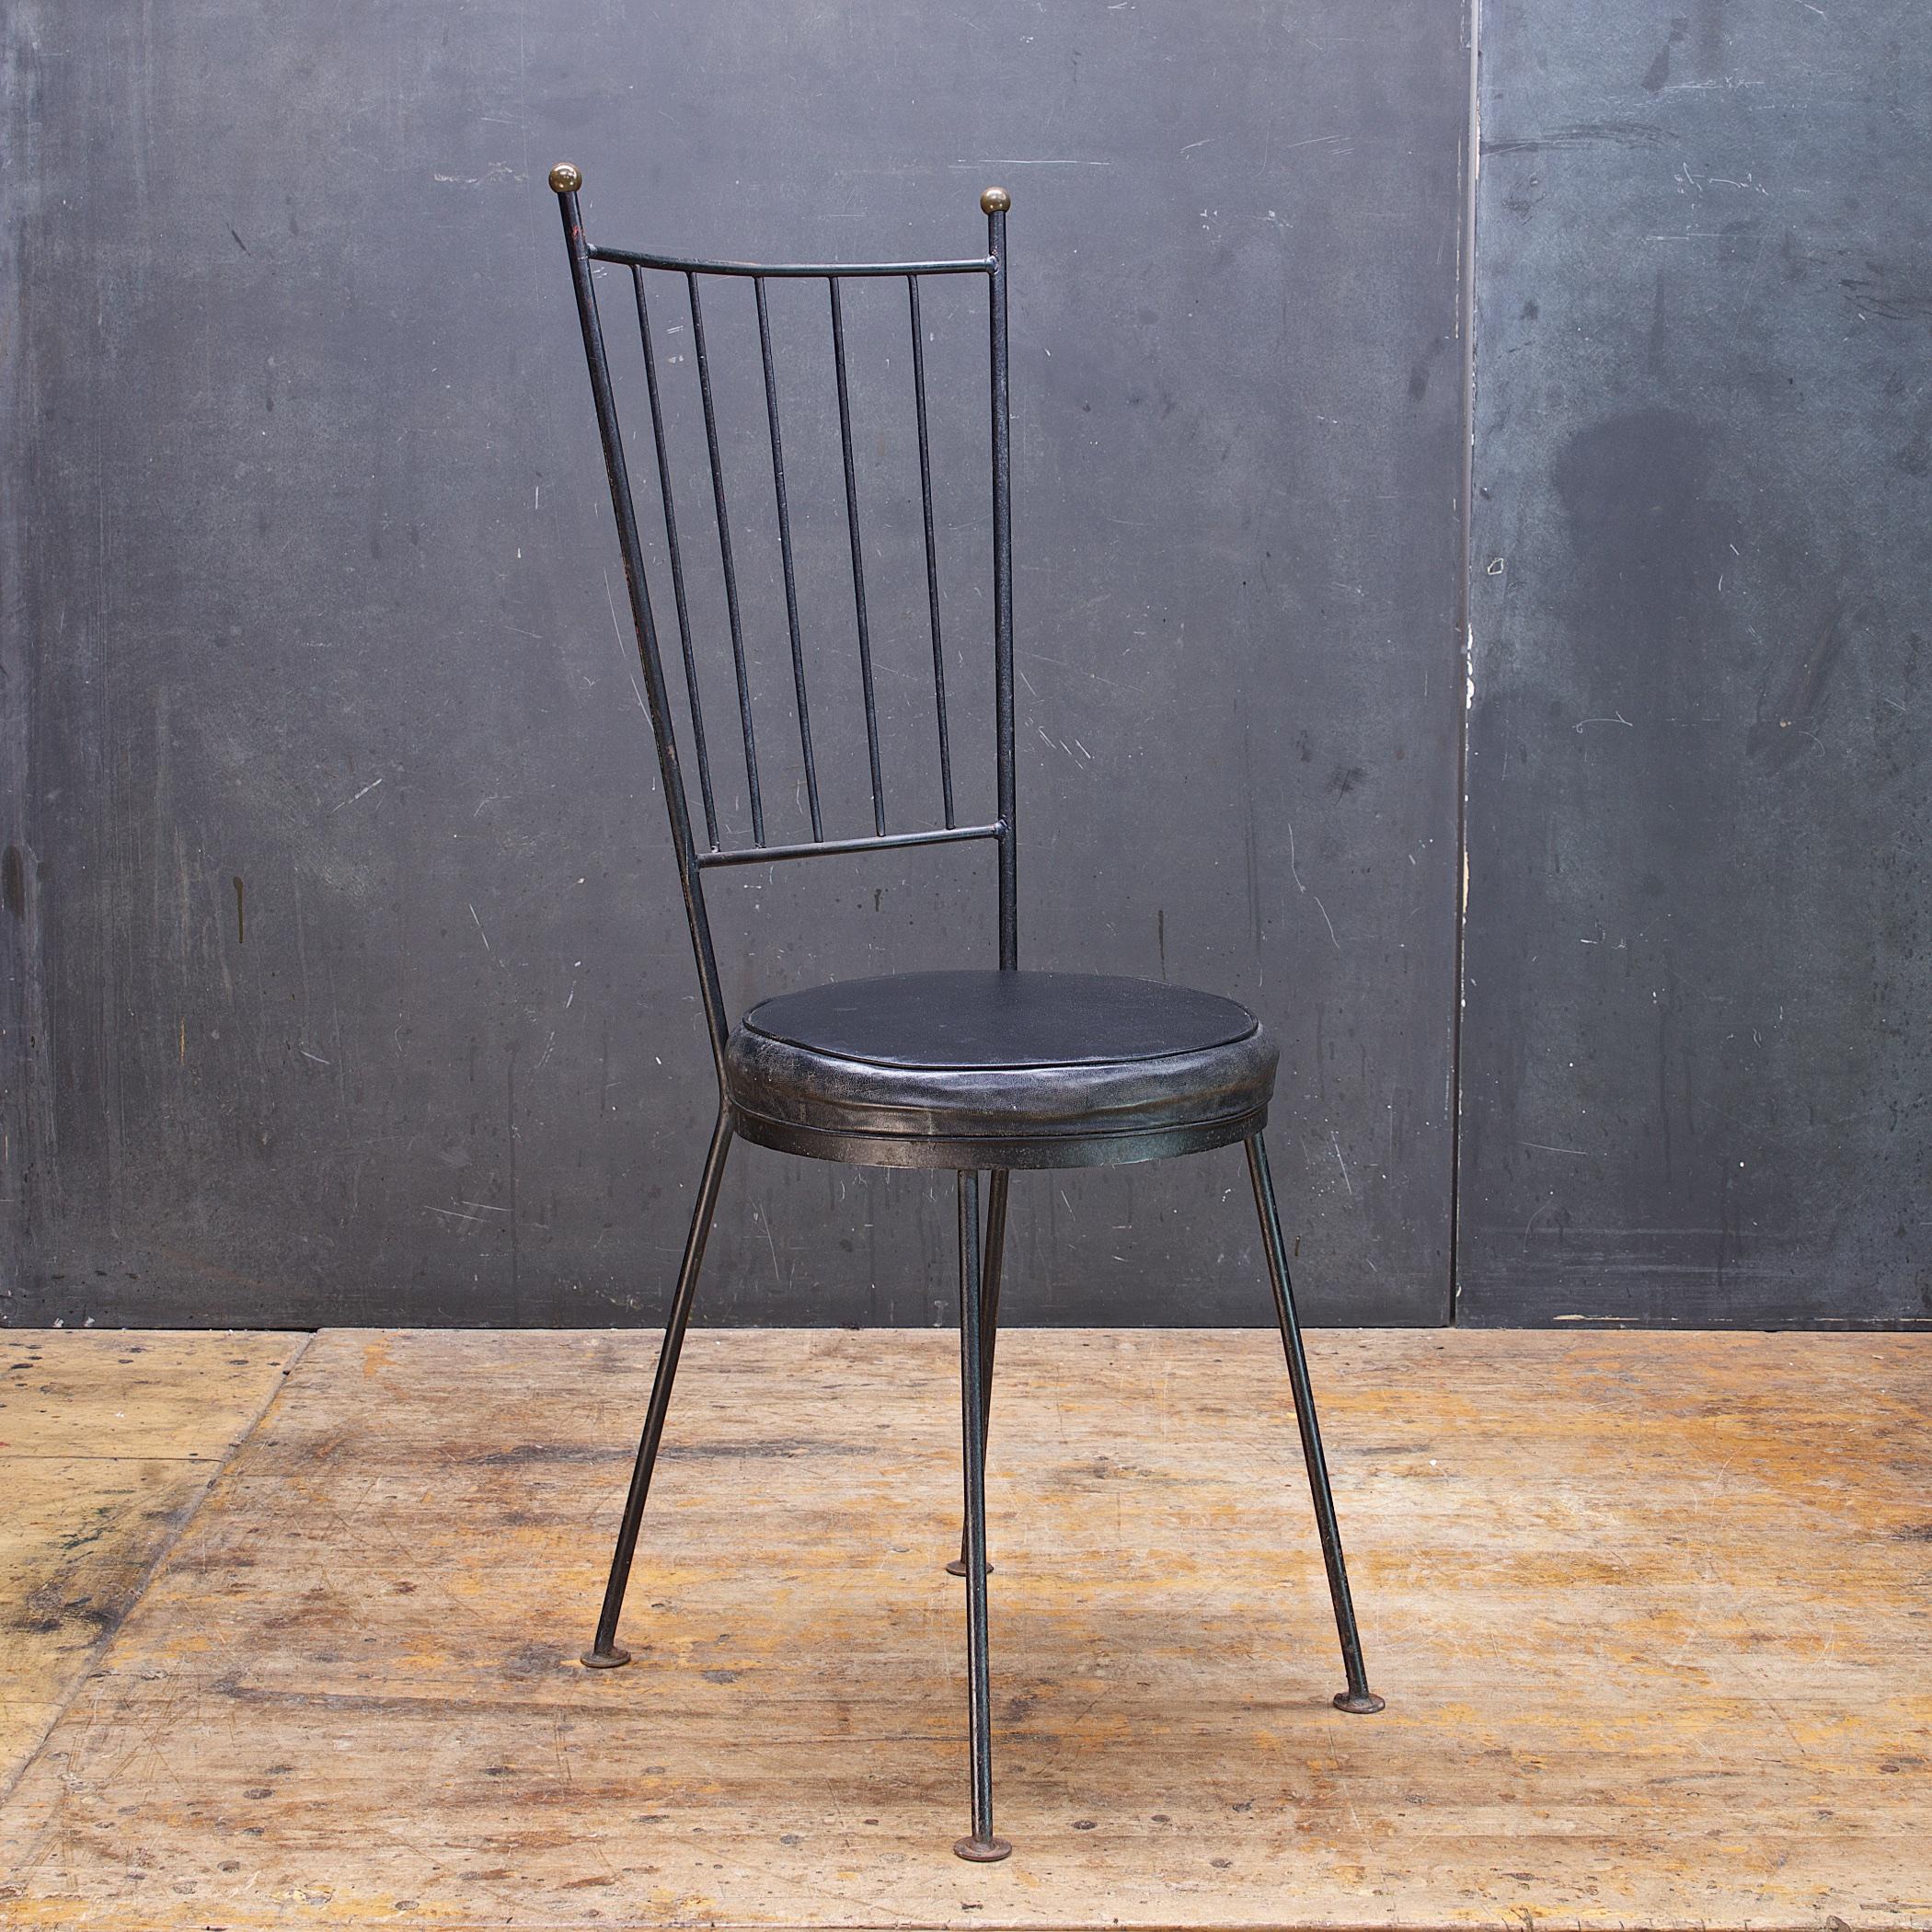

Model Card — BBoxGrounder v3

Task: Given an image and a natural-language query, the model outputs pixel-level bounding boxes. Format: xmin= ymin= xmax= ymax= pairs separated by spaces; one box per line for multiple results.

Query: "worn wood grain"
xmin=1 ymin=1328 xmax=1929 ymax=1928
xmin=0 ymin=1332 xmax=305 ymax=1800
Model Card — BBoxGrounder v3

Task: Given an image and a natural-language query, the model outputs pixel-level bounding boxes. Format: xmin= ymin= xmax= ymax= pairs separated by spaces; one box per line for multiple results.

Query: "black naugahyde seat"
xmin=546 ymin=164 xmax=1382 ymax=1865
xmin=728 ymin=969 xmax=1277 ymax=1169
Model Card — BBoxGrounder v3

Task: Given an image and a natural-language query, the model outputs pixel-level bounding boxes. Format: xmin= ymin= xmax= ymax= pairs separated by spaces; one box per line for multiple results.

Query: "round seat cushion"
xmin=724 ymin=970 xmax=1277 ymax=1169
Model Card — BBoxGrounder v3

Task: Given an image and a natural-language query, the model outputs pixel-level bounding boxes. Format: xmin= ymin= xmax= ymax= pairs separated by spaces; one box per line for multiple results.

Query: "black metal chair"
xmin=547 ymin=165 xmax=1383 ymax=1862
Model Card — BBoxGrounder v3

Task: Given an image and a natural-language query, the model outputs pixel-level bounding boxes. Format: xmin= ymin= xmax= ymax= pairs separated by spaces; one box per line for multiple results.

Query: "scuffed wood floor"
xmin=0 ymin=1332 xmax=305 ymax=1797
xmin=0 ymin=1328 xmax=1929 ymax=1930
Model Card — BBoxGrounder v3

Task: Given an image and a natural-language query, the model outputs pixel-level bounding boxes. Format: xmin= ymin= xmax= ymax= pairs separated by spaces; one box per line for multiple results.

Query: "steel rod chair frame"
xmin=547 ymin=165 xmax=1381 ymax=1863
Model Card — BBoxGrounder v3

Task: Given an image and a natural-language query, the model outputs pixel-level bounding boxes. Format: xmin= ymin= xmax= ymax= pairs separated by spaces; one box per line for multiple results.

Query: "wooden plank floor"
xmin=0 ymin=1328 xmax=1928 ymax=1929
xmin=0 ymin=1332 xmax=305 ymax=1800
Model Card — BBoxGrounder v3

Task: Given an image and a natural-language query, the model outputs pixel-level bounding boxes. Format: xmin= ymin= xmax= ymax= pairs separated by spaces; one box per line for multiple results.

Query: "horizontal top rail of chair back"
xmin=551 ymin=171 xmax=1018 ymax=1007
xmin=585 ymin=243 xmax=995 ymax=280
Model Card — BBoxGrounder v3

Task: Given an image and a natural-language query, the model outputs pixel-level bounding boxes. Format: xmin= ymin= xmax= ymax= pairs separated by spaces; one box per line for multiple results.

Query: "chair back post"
xmin=984 ymin=188 xmax=1018 ymax=971
xmin=550 ymin=165 xmax=731 ymax=1071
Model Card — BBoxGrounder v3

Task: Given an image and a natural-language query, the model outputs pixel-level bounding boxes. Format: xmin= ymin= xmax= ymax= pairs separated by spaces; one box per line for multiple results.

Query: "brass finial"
xmin=980 ymin=186 xmax=1010 ymax=214
xmin=548 ymin=162 xmax=582 ymax=194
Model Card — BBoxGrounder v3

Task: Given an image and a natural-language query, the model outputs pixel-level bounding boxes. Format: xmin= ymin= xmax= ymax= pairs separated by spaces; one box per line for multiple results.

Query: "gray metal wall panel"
xmin=2 ymin=2 xmax=1466 ymax=1328
xmin=1460 ymin=1 xmax=1932 ymax=1325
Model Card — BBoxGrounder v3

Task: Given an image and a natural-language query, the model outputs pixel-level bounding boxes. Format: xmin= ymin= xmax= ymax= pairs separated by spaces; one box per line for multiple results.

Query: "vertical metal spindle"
xmin=633 ymin=270 xmax=719 ymax=851
xmin=687 ymin=271 xmax=764 ymax=844
xmin=829 ymin=276 xmax=887 ymax=835
xmin=983 ymin=190 xmax=1017 ymax=969
xmin=754 ymin=277 xmax=822 ymax=841
xmin=908 ymin=275 xmax=956 ymax=828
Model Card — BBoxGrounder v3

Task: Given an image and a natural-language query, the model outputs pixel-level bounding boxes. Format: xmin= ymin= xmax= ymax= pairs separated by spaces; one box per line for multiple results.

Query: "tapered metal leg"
xmin=581 ymin=1113 xmax=735 ymax=1669
xmin=953 ymin=1170 xmax=1011 ymax=1862
xmin=949 ymin=1167 xmax=1008 ymax=1577
xmin=1245 ymin=1133 xmax=1385 ymax=1715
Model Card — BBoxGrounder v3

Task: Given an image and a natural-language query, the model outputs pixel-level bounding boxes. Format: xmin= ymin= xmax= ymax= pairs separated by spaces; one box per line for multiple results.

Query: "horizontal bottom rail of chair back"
xmin=728 ymin=1103 xmax=1270 ymax=1171
xmin=696 ymin=822 xmax=1003 ymax=869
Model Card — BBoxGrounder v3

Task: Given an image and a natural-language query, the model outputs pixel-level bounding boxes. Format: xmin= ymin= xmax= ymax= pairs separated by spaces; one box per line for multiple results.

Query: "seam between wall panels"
xmin=1447 ymin=0 xmax=1481 ymax=1326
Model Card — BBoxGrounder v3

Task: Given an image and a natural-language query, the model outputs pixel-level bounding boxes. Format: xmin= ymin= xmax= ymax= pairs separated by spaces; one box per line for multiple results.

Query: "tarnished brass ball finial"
xmin=548 ymin=162 xmax=582 ymax=194
xmin=980 ymin=186 xmax=1010 ymax=214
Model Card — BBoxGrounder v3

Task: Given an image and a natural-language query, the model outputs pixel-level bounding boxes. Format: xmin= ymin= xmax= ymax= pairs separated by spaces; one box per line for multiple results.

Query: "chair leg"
xmin=1244 ymin=1132 xmax=1386 ymax=1715
xmin=581 ymin=1112 xmax=735 ymax=1669
xmin=948 ymin=1167 xmax=1009 ymax=1577
xmin=953 ymin=1169 xmax=1011 ymax=1862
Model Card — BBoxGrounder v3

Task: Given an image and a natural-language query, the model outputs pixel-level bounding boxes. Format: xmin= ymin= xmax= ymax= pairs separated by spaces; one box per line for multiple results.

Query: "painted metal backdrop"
xmin=1460 ymin=0 xmax=1932 ymax=1325
xmin=0 ymin=2 xmax=1465 ymax=1327
xmin=10 ymin=1 xmax=1919 ymax=1330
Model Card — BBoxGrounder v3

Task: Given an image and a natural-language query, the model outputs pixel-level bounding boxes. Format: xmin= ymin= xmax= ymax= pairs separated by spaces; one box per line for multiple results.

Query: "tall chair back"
xmin=550 ymin=167 xmax=1018 ymax=1075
